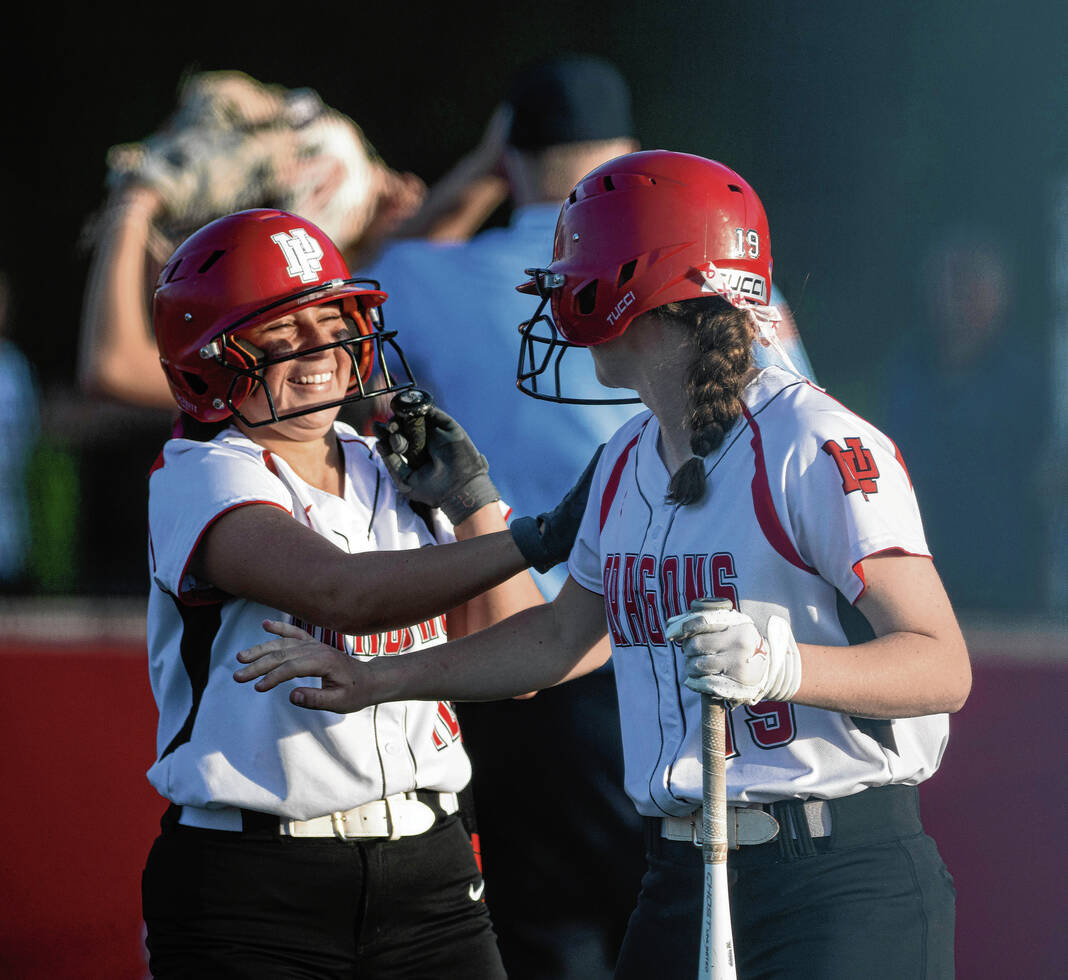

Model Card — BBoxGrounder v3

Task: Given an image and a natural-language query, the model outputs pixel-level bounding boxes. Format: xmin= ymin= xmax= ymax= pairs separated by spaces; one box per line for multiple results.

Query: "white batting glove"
xmin=665 ymin=599 xmax=802 ymax=705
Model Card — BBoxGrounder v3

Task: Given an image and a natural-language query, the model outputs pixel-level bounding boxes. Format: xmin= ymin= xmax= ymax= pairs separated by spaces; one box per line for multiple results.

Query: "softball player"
xmin=236 ymin=153 xmax=969 ymax=978
xmin=142 ymin=207 xmax=593 ymax=978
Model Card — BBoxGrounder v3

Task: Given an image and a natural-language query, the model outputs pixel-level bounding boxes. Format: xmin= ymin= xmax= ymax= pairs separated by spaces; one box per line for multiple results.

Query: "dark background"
xmin=0 ymin=0 xmax=1065 ymax=611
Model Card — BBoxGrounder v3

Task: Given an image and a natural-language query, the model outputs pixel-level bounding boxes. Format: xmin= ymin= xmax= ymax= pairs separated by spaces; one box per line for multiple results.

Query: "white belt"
xmin=661 ymin=800 xmax=831 ymax=849
xmin=179 ymin=791 xmax=459 ymax=841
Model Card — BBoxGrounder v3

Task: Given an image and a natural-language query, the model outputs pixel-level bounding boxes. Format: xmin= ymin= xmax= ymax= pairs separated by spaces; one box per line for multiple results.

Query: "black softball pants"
xmin=142 ymin=810 xmax=504 ymax=979
xmin=615 ymin=784 xmax=956 ymax=979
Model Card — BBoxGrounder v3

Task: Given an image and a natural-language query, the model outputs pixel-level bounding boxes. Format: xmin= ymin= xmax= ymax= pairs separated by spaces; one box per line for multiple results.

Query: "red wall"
xmin=0 ymin=644 xmax=160 ymax=979
xmin=0 ymin=634 xmax=1063 ymax=978
xmin=920 ymin=657 xmax=1065 ymax=978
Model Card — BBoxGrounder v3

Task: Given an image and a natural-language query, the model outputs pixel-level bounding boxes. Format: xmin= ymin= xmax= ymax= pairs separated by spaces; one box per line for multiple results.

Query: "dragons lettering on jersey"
xmin=290 ymin=614 xmax=448 ymax=657
xmin=602 ymin=550 xmax=739 ymax=648
xmin=601 ymin=549 xmax=799 ymax=753
xmin=822 ymin=437 xmax=880 ymax=499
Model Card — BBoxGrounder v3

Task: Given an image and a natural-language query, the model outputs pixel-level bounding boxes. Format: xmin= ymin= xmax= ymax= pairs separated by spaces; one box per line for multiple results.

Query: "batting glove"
xmin=374 ymin=407 xmax=500 ymax=526
xmin=665 ymin=599 xmax=802 ymax=705
xmin=511 ymin=445 xmax=604 ymax=574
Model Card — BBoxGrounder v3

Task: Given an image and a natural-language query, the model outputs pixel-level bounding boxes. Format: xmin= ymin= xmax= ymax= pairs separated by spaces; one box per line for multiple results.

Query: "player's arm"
xmin=194 ymin=417 xmax=598 ymax=636
xmin=793 ymin=553 xmax=971 ymax=717
xmin=192 ymin=501 xmax=534 ymax=636
xmin=78 ymin=185 xmax=176 ymax=408
xmin=234 ymin=576 xmax=610 ymax=711
xmin=671 ymin=553 xmax=970 ymax=719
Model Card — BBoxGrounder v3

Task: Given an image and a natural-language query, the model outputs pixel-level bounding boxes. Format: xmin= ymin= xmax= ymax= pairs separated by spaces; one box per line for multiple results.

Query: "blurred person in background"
xmin=0 ymin=270 xmax=39 ymax=593
xmin=883 ymin=225 xmax=1047 ymax=614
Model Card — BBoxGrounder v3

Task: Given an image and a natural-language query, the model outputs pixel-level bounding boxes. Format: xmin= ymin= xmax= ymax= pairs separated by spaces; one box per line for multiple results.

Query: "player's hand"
xmin=511 ymin=444 xmax=604 ymax=573
xmin=373 ymin=406 xmax=500 ymax=526
xmin=233 ymin=620 xmax=375 ymax=713
xmin=665 ymin=599 xmax=803 ymax=705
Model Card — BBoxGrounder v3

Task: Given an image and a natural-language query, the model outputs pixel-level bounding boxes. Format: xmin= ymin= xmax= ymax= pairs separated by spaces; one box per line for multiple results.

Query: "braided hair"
xmin=661 ymin=296 xmax=754 ymax=506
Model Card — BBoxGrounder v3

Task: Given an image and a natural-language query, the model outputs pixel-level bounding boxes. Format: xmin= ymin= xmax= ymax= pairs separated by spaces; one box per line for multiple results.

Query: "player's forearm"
xmin=369 ymin=602 xmax=589 ymax=703
xmin=793 ymin=629 xmax=971 ymax=718
xmin=311 ymin=530 xmax=532 ymax=636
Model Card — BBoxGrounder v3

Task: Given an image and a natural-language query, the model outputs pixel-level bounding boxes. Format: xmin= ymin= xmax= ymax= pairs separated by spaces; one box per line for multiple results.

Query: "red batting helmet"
xmin=516 ymin=150 xmax=773 ymax=403
xmin=154 ymin=208 xmax=414 ymax=425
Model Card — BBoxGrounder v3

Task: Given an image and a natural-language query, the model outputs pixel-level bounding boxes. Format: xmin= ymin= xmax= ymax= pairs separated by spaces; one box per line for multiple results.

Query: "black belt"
xmin=645 ymin=784 xmax=923 ymax=864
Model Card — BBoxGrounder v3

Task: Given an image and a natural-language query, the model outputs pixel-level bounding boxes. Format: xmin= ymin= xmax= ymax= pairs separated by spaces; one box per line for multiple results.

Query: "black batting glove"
xmin=511 ymin=444 xmax=604 ymax=573
xmin=374 ymin=406 xmax=500 ymax=526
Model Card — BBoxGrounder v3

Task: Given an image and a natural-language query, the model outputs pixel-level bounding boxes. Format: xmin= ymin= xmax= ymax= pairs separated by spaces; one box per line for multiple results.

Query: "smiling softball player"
xmin=140 ymin=206 xmax=606 ymax=978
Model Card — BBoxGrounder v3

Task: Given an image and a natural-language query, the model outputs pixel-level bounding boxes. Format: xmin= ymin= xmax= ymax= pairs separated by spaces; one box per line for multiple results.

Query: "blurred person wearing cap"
xmin=358 ymin=53 xmax=647 ymax=979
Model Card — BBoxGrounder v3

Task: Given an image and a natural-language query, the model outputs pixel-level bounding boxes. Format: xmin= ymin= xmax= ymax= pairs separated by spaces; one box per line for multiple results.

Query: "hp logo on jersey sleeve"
xmin=271 ymin=228 xmax=326 ymax=283
xmin=822 ymin=437 xmax=880 ymax=499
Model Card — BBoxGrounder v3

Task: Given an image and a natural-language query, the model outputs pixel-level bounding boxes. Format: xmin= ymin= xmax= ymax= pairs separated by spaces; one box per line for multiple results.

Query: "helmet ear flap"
xmin=342 ymin=307 xmax=376 ymax=390
xmin=219 ymin=334 xmax=266 ymax=411
xmin=228 ymin=335 xmax=266 ymax=370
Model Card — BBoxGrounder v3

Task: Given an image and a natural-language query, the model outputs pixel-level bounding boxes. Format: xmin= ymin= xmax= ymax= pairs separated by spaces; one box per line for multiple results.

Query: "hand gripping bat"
xmin=691 ymin=596 xmax=738 ymax=980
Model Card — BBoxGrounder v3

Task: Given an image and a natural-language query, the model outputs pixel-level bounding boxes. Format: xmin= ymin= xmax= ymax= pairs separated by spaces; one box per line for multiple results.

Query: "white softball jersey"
xmin=146 ymin=421 xmax=471 ymax=821
xmin=569 ymin=366 xmax=949 ymax=816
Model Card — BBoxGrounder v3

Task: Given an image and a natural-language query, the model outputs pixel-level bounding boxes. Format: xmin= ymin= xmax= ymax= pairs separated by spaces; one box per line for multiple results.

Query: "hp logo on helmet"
xmin=271 ymin=229 xmax=326 ymax=283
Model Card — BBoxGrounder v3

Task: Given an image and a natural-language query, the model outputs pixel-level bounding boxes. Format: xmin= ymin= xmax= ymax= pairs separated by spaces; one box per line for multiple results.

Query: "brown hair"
xmin=660 ymin=296 xmax=753 ymax=506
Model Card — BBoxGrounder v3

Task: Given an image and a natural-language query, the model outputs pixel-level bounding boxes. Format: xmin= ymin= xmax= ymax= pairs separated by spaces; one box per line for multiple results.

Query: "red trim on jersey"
xmin=262 ymin=451 xmax=281 ymax=477
xmin=148 ymin=450 xmax=166 ymax=477
xmin=600 ymin=425 xmax=647 ymax=531
xmin=890 ymin=440 xmax=914 ymax=490
xmin=851 ymin=547 xmax=933 ymax=602
xmin=742 ymin=405 xmax=818 ymax=575
xmin=173 ymin=500 xmax=293 ymax=605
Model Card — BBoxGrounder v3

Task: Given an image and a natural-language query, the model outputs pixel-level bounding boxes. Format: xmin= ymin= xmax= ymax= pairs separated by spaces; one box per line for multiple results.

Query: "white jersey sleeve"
xmin=770 ymin=384 xmax=930 ymax=603
xmin=149 ymin=434 xmax=293 ymax=602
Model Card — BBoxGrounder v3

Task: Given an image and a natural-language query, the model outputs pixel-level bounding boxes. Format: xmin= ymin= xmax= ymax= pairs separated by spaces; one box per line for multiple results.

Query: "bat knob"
xmin=691 ymin=596 xmax=734 ymax=613
xmin=390 ymin=388 xmax=434 ymax=469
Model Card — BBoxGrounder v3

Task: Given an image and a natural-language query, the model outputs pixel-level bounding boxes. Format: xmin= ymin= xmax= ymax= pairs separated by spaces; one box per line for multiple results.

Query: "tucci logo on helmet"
xmin=699 ymin=265 xmax=769 ymax=305
xmin=271 ymin=229 xmax=326 ymax=283
xmin=606 ymin=289 xmax=636 ymax=326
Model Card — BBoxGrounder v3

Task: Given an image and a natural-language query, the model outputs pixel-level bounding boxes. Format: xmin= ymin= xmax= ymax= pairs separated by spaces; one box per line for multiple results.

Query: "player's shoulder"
xmin=746 ymin=368 xmax=892 ymax=451
xmin=149 ymin=426 xmax=277 ymax=493
xmin=154 ymin=426 xmax=260 ymax=468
